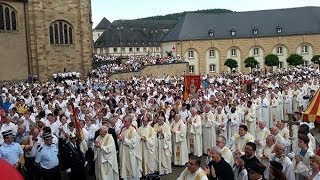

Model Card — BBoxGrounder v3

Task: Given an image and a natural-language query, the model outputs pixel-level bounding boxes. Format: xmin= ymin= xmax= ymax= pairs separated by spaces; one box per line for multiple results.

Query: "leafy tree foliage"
xmin=264 ymin=54 xmax=279 ymax=71
xmin=286 ymin=53 xmax=304 ymax=66
xmin=244 ymin=57 xmax=259 ymax=72
xmin=311 ymin=55 xmax=320 ymax=68
xmin=139 ymin=9 xmax=233 ymax=20
xmin=224 ymin=58 xmax=238 ymax=73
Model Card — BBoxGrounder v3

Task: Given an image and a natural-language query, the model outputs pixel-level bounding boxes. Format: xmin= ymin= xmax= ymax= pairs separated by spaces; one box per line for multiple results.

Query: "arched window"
xmin=49 ymin=20 xmax=73 ymax=45
xmin=69 ymin=27 xmax=73 ymax=44
xmin=49 ymin=26 xmax=54 ymax=44
xmin=11 ymin=11 xmax=16 ymax=30
xmin=54 ymin=23 xmax=59 ymax=44
xmin=64 ymin=24 xmax=68 ymax=44
xmin=5 ymin=7 xmax=10 ymax=30
xmin=0 ymin=5 xmax=4 ymax=30
xmin=0 ymin=4 xmax=17 ymax=31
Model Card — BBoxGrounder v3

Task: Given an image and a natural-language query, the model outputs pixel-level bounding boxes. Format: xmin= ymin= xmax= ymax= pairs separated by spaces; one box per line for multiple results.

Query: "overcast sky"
xmin=91 ymin=0 xmax=320 ymax=27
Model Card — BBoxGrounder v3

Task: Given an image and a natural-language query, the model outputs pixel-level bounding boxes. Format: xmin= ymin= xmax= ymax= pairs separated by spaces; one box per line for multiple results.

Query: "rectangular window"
xmin=231 ymin=49 xmax=237 ymax=56
xmin=277 ymin=47 xmax=283 ymax=55
xmin=129 ymin=47 xmax=133 ymax=52
xmin=209 ymin=50 xmax=215 ymax=57
xmin=253 ymin=48 xmax=259 ymax=56
xmin=143 ymin=47 xmax=147 ymax=52
xmin=209 ymin=64 xmax=216 ymax=72
xmin=302 ymin=46 xmax=308 ymax=54
xmin=189 ymin=65 xmax=195 ymax=73
xmin=113 ymin=47 xmax=117 ymax=52
xmin=188 ymin=51 xmax=194 ymax=59
xmin=136 ymin=47 xmax=140 ymax=52
xmin=121 ymin=47 xmax=125 ymax=52
xmin=279 ymin=62 xmax=283 ymax=68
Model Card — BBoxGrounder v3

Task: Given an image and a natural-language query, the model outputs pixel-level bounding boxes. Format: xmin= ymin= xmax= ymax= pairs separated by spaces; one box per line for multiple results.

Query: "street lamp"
xmin=117 ymin=27 xmax=123 ymax=57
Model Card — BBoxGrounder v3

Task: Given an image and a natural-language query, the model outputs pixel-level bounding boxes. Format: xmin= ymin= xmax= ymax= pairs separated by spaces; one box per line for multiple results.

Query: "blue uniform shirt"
xmin=0 ymin=142 xmax=23 ymax=165
xmin=35 ymin=143 xmax=59 ymax=169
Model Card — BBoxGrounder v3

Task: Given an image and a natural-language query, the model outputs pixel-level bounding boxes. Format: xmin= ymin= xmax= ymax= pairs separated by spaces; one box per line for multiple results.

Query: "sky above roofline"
xmin=91 ymin=0 xmax=320 ymax=27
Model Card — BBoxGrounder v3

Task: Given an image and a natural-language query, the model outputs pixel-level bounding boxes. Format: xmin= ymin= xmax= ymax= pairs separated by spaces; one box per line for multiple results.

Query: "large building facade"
xmin=0 ymin=0 xmax=92 ymax=81
xmin=94 ymin=19 xmax=177 ymax=57
xmin=161 ymin=7 xmax=320 ymax=74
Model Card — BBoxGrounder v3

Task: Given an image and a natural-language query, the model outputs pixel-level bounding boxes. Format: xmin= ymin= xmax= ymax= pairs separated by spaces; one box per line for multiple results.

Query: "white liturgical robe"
xmin=201 ymin=111 xmax=218 ymax=154
xmin=119 ymin=126 xmax=142 ymax=179
xmin=137 ymin=125 xmax=156 ymax=176
xmin=187 ymin=114 xmax=202 ymax=157
xmin=171 ymin=119 xmax=189 ymax=166
xmin=93 ymin=133 xmax=119 ymax=180
xmin=177 ymin=167 xmax=208 ymax=180
xmin=154 ymin=122 xmax=172 ymax=175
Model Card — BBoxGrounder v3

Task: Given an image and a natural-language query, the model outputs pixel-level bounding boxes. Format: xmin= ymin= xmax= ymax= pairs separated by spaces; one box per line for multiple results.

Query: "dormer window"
xmin=277 ymin=26 xmax=282 ymax=33
xmin=253 ymin=28 xmax=258 ymax=35
xmin=231 ymin=29 xmax=236 ymax=36
xmin=208 ymin=29 xmax=214 ymax=37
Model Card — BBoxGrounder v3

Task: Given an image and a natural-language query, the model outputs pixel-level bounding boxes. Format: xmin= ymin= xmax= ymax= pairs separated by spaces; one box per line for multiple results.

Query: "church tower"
xmin=0 ymin=0 xmax=93 ymax=81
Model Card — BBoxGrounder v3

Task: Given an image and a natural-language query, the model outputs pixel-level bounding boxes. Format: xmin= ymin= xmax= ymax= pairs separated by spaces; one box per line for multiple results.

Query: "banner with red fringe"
xmin=183 ymin=74 xmax=201 ymax=101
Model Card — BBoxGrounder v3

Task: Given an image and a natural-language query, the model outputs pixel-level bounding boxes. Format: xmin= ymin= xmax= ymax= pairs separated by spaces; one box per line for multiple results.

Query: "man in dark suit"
xmin=59 ymin=133 xmax=86 ymax=180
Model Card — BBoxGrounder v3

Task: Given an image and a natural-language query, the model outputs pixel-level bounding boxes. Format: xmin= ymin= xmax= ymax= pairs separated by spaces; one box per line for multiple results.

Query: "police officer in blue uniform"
xmin=0 ymin=130 xmax=24 ymax=169
xmin=35 ymin=132 xmax=60 ymax=180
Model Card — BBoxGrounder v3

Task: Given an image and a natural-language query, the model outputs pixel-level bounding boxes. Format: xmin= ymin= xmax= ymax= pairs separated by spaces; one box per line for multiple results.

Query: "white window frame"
xmin=209 ymin=64 xmax=216 ymax=72
xmin=279 ymin=62 xmax=283 ymax=68
xmin=277 ymin=27 xmax=282 ymax=33
xmin=253 ymin=48 xmax=259 ymax=56
xmin=136 ymin=47 xmax=140 ymax=52
xmin=121 ymin=47 xmax=125 ymax=52
xmin=143 ymin=47 xmax=147 ymax=52
xmin=189 ymin=65 xmax=195 ymax=73
xmin=209 ymin=50 xmax=215 ymax=57
xmin=113 ymin=47 xmax=117 ymax=52
xmin=188 ymin=50 xmax=194 ymax=59
xmin=302 ymin=45 xmax=308 ymax=54
xmin=231 ymin=30 xmax=236 ymax=36
xmin=277 ymin=47 xmax=283 ymax=55
xmin=231 ymin=49 xmax=237 ymax=57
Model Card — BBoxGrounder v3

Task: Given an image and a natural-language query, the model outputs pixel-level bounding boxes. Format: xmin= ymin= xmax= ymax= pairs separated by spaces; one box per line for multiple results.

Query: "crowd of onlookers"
xmin=90 ymin=54 xmax=186 ymax=78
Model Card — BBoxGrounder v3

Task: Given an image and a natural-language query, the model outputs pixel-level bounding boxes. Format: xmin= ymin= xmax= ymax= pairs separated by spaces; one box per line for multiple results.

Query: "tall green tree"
xmin=311 ymin=55 xmax=320 ymax=68
xmin=244 ymin=57 xmax=259 ymax=73
xmin=264 ymin=54 xmax=279 ymax=72
xmin=224 ymin=58 xmax=238 ymax=73
xmin=286 ymin=53 xmax=304 ymax=67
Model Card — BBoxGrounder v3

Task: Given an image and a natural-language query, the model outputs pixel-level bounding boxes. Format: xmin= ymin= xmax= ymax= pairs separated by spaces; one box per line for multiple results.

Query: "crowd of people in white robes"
xmin=0 ymin=64 xmax=320 ymax=180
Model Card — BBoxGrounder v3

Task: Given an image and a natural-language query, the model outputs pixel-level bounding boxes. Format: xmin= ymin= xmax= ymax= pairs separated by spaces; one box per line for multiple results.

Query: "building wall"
xmin=0 ymin=0 xmax=93 ymax=81
xmin=95 ymin=46 xmax=161 ymax=57
xmin=108 ymin=62 xmax=188 ymax=81
xmin=93 ymin=29 xmax=104 ymax=42
xmin=163 ymin=34 xmax=320 ymax=74
xmin=0 ymin=1 xmax=28 ymax=81
xmin=27 ymin=0 xmax=92 ymax=80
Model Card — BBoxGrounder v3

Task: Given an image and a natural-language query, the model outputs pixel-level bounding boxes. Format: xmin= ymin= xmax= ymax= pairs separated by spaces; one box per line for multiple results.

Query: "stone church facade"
xmin=0 ymin=0 xmax=92 ymax=81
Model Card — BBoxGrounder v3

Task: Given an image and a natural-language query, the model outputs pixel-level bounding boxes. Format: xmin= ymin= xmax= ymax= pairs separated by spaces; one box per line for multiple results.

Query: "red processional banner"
xmin=183 ymin=74 xmax=201 ymax=101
